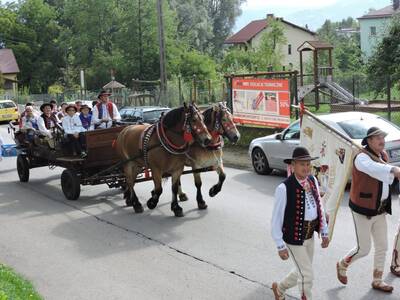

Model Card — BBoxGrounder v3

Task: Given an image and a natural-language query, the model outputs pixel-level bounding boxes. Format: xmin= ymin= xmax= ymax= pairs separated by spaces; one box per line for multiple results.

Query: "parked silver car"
xmin=249 ymin=112 xmax=400 ymax=175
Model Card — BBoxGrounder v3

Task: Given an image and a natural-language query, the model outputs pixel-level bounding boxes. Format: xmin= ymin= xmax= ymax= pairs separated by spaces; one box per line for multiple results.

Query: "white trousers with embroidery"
xmin=391 ymin=221 xmax=400 ymax=268
xmin=342 ymin=211 xmax=387 ymax=273
xmin=278 ymin=237 xmax=314 ymax=300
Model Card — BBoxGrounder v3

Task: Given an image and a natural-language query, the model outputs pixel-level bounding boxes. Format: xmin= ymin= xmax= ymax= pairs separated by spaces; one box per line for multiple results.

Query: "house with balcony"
xmin=224 ymin=14 xmax=317 ymax=70
xmin=358 ymin=1 xmax=400 ymax=59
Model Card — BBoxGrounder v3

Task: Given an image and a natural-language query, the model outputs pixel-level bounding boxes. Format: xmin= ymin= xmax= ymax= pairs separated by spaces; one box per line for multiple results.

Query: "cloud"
xmin=243 ymin=0 xmax=339 ymax=10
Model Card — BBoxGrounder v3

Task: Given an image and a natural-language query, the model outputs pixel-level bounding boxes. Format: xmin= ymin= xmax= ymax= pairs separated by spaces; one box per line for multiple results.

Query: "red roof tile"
xmin=225 ymin=18 xmax=316 ymax=45
xmin=225 ymin=20 xmax=267 ymax=44
xmin=0 ymin=49 xmax=20 ymax=74
xmin=358 ymin=5 xmax=399 ymax=19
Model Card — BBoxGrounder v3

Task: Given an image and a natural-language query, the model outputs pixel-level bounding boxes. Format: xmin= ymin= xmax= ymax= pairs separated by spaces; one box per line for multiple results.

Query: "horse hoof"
xmin=147 ymin=199 xmax=158 ymax=210
xmin=173 ymin=209 xmax=184 ymax=217
xmin=209 ymin=186 xmax=220 ymax=197
xmin=133 ymin=203 xmax=144 ymax=213
xmin=125 ymin=198 xmax=133 ymax=207
xmin=179 ymin=193 xmax=189 ymax=202
xmin=197 ymin=201 xmax=208 ymax=210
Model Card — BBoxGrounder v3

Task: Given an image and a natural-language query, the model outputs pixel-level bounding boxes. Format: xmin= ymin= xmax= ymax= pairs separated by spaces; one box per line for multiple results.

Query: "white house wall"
xmin=250 ymin=23 xmax=315 ymax=70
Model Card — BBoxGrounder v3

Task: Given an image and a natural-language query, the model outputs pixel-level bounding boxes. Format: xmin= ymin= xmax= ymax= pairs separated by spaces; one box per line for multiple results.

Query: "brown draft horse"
xmin=177 ymin=102 xmax=240 ymax=209
xmin=115 ymin=103 xmax=212 ymax=217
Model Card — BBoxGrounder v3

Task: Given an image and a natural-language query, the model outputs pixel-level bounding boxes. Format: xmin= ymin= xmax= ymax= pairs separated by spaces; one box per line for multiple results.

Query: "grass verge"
xmin=0 ymin=263 xmax=42 ymax=300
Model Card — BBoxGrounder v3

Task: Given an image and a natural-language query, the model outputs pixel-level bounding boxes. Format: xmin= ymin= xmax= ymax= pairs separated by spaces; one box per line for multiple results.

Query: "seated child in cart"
xmin=79 ymin=105 xmax=94 ymax=131
xmin=62 ymin=105 xmax=87 ymax=158
xmin=20 ymin=106 xmax=39 ymax=142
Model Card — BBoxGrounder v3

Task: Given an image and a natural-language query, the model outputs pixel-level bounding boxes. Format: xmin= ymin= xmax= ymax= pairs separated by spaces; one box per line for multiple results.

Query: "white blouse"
xmin=62 ymin=114 xmax=84 ymax=135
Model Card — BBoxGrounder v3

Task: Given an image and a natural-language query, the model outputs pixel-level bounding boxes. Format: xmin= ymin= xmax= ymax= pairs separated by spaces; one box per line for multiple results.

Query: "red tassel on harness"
xmin=112 ymin=139 xmax=117 ymax=148
xmin=183 ymin=131 xmax=193 ymax=143
xmin=211 ymin=131 xmax=220 ymax=140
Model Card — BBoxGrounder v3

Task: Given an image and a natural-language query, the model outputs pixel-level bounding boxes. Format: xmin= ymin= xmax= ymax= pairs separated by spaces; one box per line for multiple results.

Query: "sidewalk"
xmin=222 ymin=146 xmax=252 ymax=171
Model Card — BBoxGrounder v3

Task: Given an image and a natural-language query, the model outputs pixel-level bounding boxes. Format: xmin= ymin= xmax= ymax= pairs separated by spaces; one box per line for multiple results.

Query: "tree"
xmin=0 ymin=0 xmax=63 ymax=93
xmin=168 ymin=0 xmax=244 ymax=56
xmin=222 ymin=18 xmax=286 ymax=73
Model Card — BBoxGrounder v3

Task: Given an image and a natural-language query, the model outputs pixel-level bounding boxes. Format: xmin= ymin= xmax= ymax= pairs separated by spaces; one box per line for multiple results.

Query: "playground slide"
xmin=320 ymin=81 xmax=367 ymax=105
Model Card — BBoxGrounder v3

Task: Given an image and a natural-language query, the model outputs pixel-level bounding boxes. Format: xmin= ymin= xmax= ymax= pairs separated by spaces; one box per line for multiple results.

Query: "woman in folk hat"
xmin=62 ymin=104 xmax=87 ymax=158
xmin=271 ymin=147 xmax=329 ymax=300
xmin=336 ymin=126 xmax=400 ymax=293
xmin=92 ymin=90 xmax=121 ymax=129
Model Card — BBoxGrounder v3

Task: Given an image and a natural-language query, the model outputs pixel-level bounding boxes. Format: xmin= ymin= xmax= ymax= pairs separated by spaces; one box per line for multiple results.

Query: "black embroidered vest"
xmin=282 ymin=175 xmax=324 ymax=246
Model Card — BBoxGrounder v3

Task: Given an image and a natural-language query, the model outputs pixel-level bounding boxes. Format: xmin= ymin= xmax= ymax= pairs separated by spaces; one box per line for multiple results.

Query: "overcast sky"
xmin=235 ymin=0 xmax=392 ymax=31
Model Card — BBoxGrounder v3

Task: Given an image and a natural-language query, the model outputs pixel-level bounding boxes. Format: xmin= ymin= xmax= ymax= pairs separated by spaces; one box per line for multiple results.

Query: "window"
xmin=283 ymin=122 xmax=300 ymax=140
xmin=370 ymin=26 xmax=376 ymax=36
xmin=288 ymin=44 xmax=292 ymax=55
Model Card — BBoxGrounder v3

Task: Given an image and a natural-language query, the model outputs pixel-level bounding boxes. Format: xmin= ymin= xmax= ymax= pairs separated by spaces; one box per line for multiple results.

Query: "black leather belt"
xmin=303 ymin=219 xmax=319 ymax=240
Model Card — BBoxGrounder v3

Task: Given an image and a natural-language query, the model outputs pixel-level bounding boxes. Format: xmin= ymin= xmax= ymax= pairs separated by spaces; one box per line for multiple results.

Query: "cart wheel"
xmin=61 ymin=169 xmax=81 ymax=200
xmin=17 ymin=154 xmax=30 ymax=182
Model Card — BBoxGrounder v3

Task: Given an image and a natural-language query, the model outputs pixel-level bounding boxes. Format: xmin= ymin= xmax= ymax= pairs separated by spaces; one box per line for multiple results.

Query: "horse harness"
xmin=140 ymin=124 xmax=156 ymax=168
xmin=156 ymin=113 xmax=192 ymax=155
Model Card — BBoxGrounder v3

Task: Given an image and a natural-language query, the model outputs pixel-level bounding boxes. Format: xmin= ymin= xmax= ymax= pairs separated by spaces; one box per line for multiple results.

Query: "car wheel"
xmin=252 ymin=148 xmax=273 ymax=175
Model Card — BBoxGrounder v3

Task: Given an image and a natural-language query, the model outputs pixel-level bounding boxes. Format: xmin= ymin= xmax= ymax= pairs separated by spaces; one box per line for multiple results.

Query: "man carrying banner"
xmin=336 ymin=126 xmax=400 ymax=293
xmin=271 ymin=147 xmax=329 ymax=300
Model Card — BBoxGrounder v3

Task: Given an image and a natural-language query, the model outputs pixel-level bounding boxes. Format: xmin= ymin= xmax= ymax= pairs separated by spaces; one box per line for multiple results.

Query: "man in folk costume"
xmin=336 ymin=126 xmax=400 ymax=293
xmin=92 ymin=90 xmax=121 ymax=129
xmin=271 ymin=147 xmax=329 ymax=300
xmin=37 ymin=103 xmax=60 ymax=148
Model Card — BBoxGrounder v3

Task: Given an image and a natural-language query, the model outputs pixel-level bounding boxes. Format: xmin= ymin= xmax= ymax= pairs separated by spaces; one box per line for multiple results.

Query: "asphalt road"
xmin=1 ymin=124 xmax=400 ymax=300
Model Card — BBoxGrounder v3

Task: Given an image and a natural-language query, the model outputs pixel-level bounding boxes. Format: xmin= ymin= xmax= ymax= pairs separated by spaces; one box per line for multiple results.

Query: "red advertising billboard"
xmin=232 ymin=78 xmax=291 ymax=128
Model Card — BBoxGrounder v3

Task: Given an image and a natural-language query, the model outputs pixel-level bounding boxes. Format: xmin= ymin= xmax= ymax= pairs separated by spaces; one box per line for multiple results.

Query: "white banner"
xmin=300 ymin=113 xmax=356 ymax=239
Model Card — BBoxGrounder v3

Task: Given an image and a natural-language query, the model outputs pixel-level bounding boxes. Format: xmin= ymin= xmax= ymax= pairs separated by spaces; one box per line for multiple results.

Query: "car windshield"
xmin=338 ymin=117 xmax=400 ymax=140
xmin=143 ymin=110 xmax=167 ymax=121
xmin=120 ymin=109 xmax=141 ymax=120
xmin=0 ymin=102 xmax=16 ymax=109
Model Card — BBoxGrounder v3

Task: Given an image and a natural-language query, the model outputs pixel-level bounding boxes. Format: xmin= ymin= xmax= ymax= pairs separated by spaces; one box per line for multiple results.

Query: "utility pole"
xmin=156 ymin=0 xmax=167 ymax=106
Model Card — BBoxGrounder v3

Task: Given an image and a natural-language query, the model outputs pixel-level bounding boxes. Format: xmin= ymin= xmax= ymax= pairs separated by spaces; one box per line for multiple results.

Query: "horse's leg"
xmin=124 ymin=163 xmax=143 ymax=213
xmin=194 ymin=172 xmax=208 ymax=210
xmin=146 ymin=170 xmax=163 ymax=210
xmin=177 ymin=178 xmax=189 ymax=202
xmin=171 ymin=171 xmax=184 ymax=217
xmin=209 ymin=163 xmax=226 ymax=197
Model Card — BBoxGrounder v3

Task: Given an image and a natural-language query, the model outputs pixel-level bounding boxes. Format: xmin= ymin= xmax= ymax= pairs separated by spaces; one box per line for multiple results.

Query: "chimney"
xmin=394 ymin=0 xmax=400 ymax=10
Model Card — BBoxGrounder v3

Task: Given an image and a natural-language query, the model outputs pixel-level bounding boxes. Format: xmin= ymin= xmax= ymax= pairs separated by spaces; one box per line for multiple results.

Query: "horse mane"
xmin=203 ymin=107 xmax=214 ymax=126
xmin=162 ymin=106 xmax=185 ymax=128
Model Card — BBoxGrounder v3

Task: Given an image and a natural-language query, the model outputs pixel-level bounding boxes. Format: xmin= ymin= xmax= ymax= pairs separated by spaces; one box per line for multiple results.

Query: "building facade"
xmin=358 ymin=3 xmax=399 ymax=59
xmin=0 ymin=49 xmax=20 ymax=97
xmin=224 ymin=14 xmax=316 ymax=70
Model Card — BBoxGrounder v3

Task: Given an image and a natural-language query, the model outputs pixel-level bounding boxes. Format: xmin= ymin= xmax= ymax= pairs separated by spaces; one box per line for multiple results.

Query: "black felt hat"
xmin=40 ymin=103 xmax=52 ymax=112
xmin=284 ymin=147 xmax=318 ymax=164
xmin=361 ymin=126 xmax=388 ymax=146
xmin=97 ymin=90 xmax=112 ymax=99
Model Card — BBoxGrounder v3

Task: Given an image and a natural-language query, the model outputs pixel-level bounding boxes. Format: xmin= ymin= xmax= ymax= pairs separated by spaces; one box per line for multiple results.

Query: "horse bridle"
xmin=157 ymin=104 xmax=208 ymax=154
xmin=213 ymin=104 xmax=235 ymax=138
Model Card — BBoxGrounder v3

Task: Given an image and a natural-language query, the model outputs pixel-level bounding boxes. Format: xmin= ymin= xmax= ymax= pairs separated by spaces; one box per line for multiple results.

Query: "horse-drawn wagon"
xmin=10 ymin=124 xmax=128 ymax=200
xmin=9 ymin=102 xmax=240 ymax=217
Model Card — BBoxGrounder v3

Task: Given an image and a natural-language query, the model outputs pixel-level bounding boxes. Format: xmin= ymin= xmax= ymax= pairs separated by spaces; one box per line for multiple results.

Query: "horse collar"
xmin=157 ymin=117 xmax=189 ymax=155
